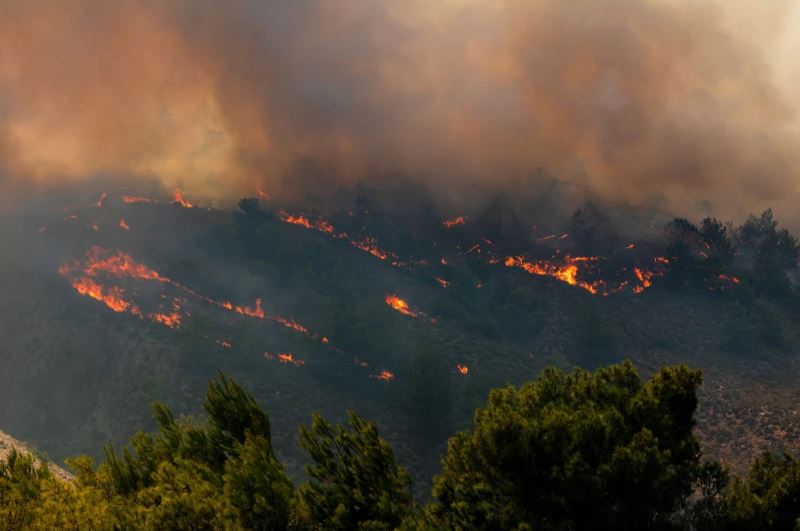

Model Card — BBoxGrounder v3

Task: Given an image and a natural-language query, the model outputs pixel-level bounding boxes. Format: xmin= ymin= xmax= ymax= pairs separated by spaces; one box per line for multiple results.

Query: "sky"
xmin=0 ymin=0 xmax=799 ymax=224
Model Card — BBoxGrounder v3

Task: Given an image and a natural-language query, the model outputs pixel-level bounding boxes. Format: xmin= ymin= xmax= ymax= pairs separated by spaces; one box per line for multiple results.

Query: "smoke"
xmin=1 ymin=0 xmax=798 ymax=224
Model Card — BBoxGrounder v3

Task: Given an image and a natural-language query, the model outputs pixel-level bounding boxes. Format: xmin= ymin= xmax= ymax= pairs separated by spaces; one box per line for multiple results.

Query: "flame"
xmin=90 ymin=221 xmax=99 ymax=232
xmin=633 ymin=267 xmax=655 ymax=293
xmin=257 ymin=189 xmax=270 ymax=199
xmin=94 ymin=192 xmax=107 ymax=208
xmin=371 ymin=370 xmax=394 ymax=381
xmin=442 ymin=216 xmax=467 ymax=229
xmin=273 ymin=316 xmax=308 ymax=334
xmin=504 ymin=255 xmax=599 ymax=294
xmin=217 ymin=339 xmax=232 ymax=348
xmin=456 ymin=364 xmax=469 ymax=375
xmin=68 ymin=276 xmax=134 ymax=313
xmin=719 ymin=274 xmax=741 ymax=285
xmin=654 ymin=256 xmax=670 ymax=265
xmin=173 ymin=189 xmax=193 ymax=208
xmin=119 ymin=218 xmax=130 ymax=230
xmin=436 ymin=277 xmax=450 ymax=288
xmin=265 ymin=352 xmax=305 ymax=366
xmin=151 ymin=311 xmax=182 ymax=329
xmin=385 ymin=294 xmax=417 ymax=317
xmin=122 ymin=195 xmax=153 ymax=204
xmin=282 ymin=212 xmax=340 ymax=236
xmin=80 ymin=247 xmax=170 ymax=283
xmin=234 ymin=298 xmax=265 ymax=319
xmin=626 ymin=243 xmax=635 ymax=250
xmin=440 ymin=257 xmax=448 ymax=265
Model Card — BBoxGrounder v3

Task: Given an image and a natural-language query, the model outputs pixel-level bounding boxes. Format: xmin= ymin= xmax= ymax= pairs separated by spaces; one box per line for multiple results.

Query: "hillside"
xmin=0 ymin=188 xmax=798 ymax=494
xmin=0 ymin=430 xmax=72 ymax=482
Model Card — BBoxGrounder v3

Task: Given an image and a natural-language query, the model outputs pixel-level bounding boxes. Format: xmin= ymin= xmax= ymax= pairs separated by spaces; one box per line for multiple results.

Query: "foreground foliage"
xmin=2 ymin=366 xmax=799 ymax=530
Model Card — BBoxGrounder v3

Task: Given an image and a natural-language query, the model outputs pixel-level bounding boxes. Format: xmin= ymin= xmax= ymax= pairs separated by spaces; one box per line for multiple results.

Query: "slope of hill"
xmin=0 ymin=430 xmax=72 ymax=482
xmin=0 ymin=188 xmax=797 ymax=494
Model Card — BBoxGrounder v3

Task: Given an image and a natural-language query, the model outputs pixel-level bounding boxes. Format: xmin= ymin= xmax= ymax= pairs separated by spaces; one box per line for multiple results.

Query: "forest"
xmin=2 ymin=367 xmax=799 ymax=530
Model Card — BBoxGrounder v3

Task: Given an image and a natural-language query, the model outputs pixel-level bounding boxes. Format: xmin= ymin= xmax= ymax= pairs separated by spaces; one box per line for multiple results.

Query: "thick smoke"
xmin=0 ymin=0 xmax=798 ymax=223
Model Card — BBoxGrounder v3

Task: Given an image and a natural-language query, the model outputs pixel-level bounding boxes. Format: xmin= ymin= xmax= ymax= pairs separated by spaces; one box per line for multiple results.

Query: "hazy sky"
xmin=1 ymin=0 xmax=799 ymax=223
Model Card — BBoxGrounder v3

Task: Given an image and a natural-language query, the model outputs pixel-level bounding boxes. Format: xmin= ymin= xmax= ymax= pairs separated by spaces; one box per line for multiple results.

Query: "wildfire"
xmin=371 ymin=370 xmax=394 ymax=382
xmin=151 ymin=311 xmax=182 ymax=329
xmin=442 ymin=216 xmax=467 ymax=229
xmin=633 ymin=267 xmax=655 ymax=294
xmin=504 ymin=256 xmax=599 ymax=294
xmin=119 ymin=218 xmax=130 ymax=230
xmin=122 ymin=195 xmax=153 ymax=204
xmin=385 ymin=294 xmax=418 ymax=317
xmin=80 ymin=247 xmax=170 ymax=283
xmin=265 ymin=352 xmax=305 ymax=366
xmin=273 ymin=316 xmax=309 ymax=334
xmin=68 ymin=276 xmax=134 ymax=314
xmin=234 ymin=298 xmax=265 ymax=319
xmin=456 ymin=364 xmax=469 ymax=375
xmin=173 ymin=190 xmax=193 ymax=208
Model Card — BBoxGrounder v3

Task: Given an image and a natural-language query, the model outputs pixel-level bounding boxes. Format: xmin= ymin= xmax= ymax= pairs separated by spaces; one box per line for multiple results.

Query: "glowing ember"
xmin=94 ymin=192 xmax=107 ymax=208
xmin=371 ymin=370 xmax=394 ymax=381
xmin=265 ymin=352 xmax=305 ymax=366
xmin=718 ymin=274 xmax=741 ymax=285
xmin=80 ymin=247 xmax=170 ymax=283
xmin=151 ymin=311 xmax=182 ymax=329
xmin=119 ymin=218 xmax=130 ymax=230
xmin=456 ymin=364 xmax=469 ymax=375
xmin=217 ymin=340 xmax=232 ymax=348
xmin=273 ymin=316 xmax=308 ymax=334
xmin=122 ymin=195 xmax=153 ymax=204
xmin=442 ymin=216 xmax=467 ymax=229
xmin=258 ymin=189 xmax=270 ymax=199
xmin=385 ymin=294 xmax=417 ymax=317
xmin=436 ymin=277 xmax=450 ymax=288
xmin=173 ymin=190 xmax=193 ymax=208
xmin=654 ymin=257 xmax=670 ymax=265
xmin=626 ymin=243 xmax=635 ymax=250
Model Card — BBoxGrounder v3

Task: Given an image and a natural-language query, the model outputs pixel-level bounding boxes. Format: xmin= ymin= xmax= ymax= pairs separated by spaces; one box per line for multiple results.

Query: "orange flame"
xmin=119 ymin=218 xmax=130 ymax=230
xmin=626 ymin=243 xmax=635 ymax=250
xmin=69 ymin=277 xmax=133 ymax=313
xmin=436 ymin=277 xmax=450 ymax=288
xmin=718 ymin=274 xmax=741 ymax=285
xmin=265 ymin=352 xmax=305 ymax=366
xmin=442 ymin=216 xmax=467 ymax=229
xmin=504 ymin=255 xmax=599 ymax=294
xmin=94 ymin=192 xmax=107 ymax=208
xmin=654 ymin=256 xmax=670 ymax=265
xmin=217 ymin=339 xmax=232 ymax=348
xmin=633 ymin=267 xmax=655 ymax=293
xmin=122 ymin=195 xmax=153 ymax=204
xmin=456 ymin=364 xmax=469 ymax=375
xmin=385 ymin=294 xmax=417 ymax=317
xmin=173 ymin=189 xmax=193 ymax=208
xmin=371 ymin=370 xmax=394 ymax=381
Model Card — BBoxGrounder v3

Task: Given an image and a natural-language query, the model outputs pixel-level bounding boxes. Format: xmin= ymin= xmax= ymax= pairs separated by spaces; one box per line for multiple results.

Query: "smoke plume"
xmin=1 ymin=0 xmax=798 ymax=223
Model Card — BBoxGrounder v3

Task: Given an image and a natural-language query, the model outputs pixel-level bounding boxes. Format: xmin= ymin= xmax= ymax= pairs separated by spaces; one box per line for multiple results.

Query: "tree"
xmin=736 ymin=210 xmax=799 ymax=299
xmin=721 ymin=452 xmax=800 ymax=530
xmin=298 ymin=411 xmax=414 ymax=530
xmin=426 ymin=361 xmax=703 ymax=530
xmin=0 ymin=450 xmax=50 ymax=530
